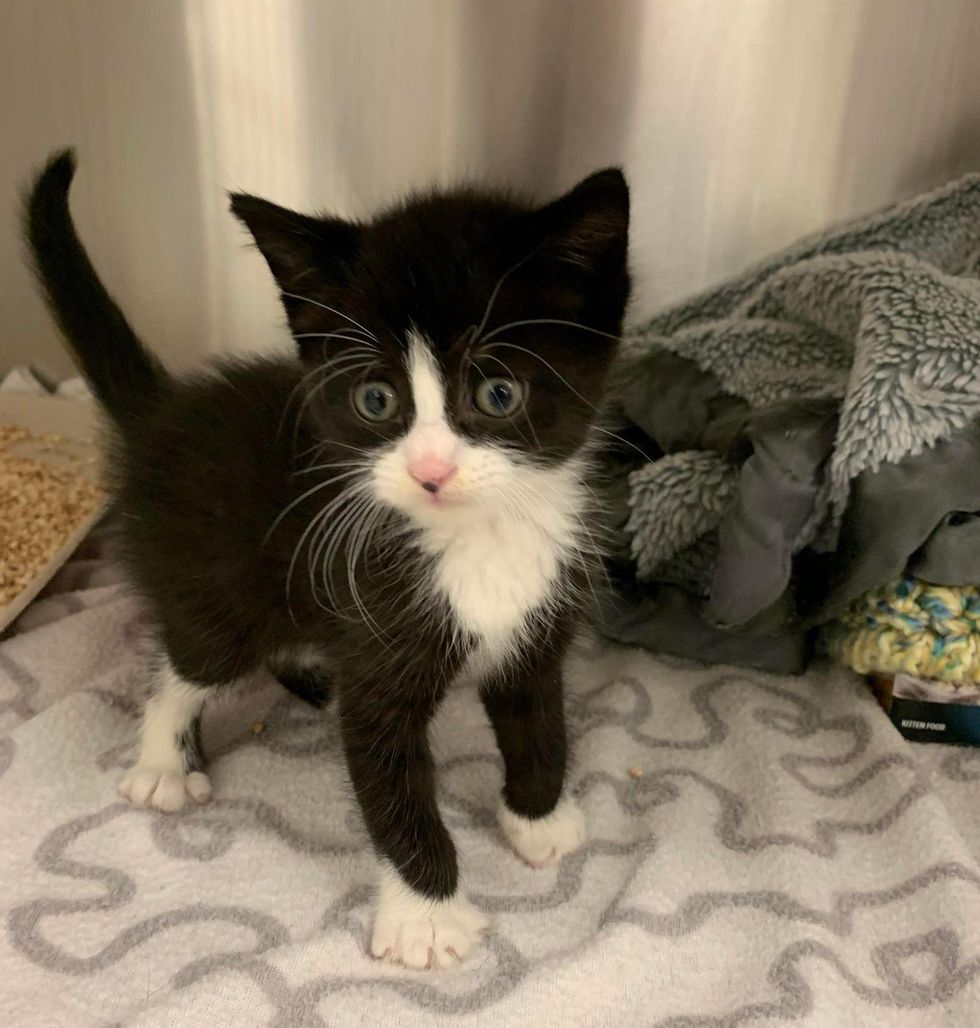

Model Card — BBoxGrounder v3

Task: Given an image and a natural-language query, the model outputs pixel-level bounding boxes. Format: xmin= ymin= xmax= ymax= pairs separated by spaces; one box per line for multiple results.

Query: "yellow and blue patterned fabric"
xmin=825 ymin=578 xmax=980 ymax=685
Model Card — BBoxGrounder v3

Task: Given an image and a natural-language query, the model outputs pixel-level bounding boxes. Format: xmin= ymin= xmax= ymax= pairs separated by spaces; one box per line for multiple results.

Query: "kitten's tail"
xmin=24 ymin=149 xmax=167 ymax=426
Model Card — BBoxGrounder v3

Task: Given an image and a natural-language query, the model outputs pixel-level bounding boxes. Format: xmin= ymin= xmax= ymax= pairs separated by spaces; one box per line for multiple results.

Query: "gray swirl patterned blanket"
xmin=2 ymin=538 xmax=980 ymax=1026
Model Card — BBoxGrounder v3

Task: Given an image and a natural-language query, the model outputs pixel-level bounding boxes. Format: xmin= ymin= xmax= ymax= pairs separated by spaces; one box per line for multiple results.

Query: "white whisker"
xmin=479 ymin=340 xmax=650 ymax=461
xmin=313 ymin=490 xmax=370 ymax=609
xmin=292 ymin=331 xmax=380 ymax=350
xmin=296 ymin=438 xmax=377 ymax=462
xmin=588 ymin=424 xmax=655 ymax=463
xmin=293 ymin=357 xmax=380 ymax=435
xmin=264 ymin=467 xmax=367 ymax=544
xmin=289 ymin=479 xmax=371 ymax=615
xmin=470 ymin=245 xmax=544 ymax=344
xmin=479 ymin=317 xmax=623 ymax=347
xmin=280 ymin=291 xmax=379 ymax=341
xmin=279 ymin=347 xmax=382 ymax=439
xmin=295 ymin=458 xmax=373 ymax=477
xmin=479 ymin=340 xmax=594 ymax=408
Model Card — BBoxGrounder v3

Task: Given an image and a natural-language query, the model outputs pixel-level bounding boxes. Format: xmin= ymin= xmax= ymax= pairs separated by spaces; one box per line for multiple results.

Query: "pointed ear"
xmin=229 ymin=193 xmax=361 ymax=292
xmin=534 ymin=168 xmax=629 ymax=272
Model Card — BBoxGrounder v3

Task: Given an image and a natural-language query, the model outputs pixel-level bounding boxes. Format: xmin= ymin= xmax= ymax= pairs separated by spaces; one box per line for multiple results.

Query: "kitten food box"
xmin=869 ymin=673 xmax=980 ymax=745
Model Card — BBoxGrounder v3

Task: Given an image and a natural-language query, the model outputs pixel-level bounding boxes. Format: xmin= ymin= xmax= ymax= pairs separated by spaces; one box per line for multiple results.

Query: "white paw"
xmin=498 ymin=797 xmax=585 ymax=869
xmin=370 ymin=868 xmax=488 ymax=970
xmin=118 ymin=766 xmax=212 ymax=813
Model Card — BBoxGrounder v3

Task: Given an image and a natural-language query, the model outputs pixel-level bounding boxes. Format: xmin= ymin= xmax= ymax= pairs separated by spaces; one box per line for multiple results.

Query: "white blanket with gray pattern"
xmin=3 ymin=540 xmax=980 ymax=1027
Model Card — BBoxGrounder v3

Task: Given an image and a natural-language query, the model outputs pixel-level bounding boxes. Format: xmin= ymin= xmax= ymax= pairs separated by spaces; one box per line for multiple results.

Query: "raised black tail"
xmin=24 ymin=150 xmax=166 ymax=426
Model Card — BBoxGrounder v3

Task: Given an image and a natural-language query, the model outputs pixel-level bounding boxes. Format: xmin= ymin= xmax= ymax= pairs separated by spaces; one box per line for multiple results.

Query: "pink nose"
xmin=408 ymin=455 xmax=457 ymax=494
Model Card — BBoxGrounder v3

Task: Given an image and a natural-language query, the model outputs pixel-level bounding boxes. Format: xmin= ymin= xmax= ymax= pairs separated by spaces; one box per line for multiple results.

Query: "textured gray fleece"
xmin=604 ymin=173 xmax=980 ymax=670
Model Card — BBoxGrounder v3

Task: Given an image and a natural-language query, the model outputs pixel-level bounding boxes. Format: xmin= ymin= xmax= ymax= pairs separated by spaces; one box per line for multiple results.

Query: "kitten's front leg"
xmin=481 ymin=645 xmax=585 ymax=869
xmin=339 ymin=687 xmax=487 ymax=970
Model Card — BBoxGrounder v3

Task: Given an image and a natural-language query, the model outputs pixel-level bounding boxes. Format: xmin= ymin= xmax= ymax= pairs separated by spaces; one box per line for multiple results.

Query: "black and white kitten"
xmin=26 ymin=151 xmax=630 ymax=970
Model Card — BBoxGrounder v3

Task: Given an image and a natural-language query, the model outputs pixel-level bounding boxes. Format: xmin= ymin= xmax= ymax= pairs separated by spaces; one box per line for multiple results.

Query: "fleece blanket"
xmin=3 ymin=536 xmax=980 ymax=1027
xmin=605 ymin=174 xmax=980 ymax=671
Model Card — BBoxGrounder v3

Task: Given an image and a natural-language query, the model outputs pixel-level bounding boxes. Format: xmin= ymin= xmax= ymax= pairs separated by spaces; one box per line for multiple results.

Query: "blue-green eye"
xmin=474 ymin=377 xmax=525 ymax=418
xmin=352 ymin=381 xmax=399 ymax=422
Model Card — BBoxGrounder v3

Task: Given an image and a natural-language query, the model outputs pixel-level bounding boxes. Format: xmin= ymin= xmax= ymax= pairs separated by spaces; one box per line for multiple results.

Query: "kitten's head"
xmin=231 ymin=170 xmax=629 ymax=532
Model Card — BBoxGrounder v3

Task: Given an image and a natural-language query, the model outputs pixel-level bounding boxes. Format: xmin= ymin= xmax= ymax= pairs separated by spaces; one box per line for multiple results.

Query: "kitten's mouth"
xmin=410 ymin=479 xmax=474 ymax=510
xmin=420 ymin=488 xmax=458 ymax=508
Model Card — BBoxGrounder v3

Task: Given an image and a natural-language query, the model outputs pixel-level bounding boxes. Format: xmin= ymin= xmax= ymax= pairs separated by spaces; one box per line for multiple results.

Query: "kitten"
xmin=25 ymin=151 xmax=630 ymax=970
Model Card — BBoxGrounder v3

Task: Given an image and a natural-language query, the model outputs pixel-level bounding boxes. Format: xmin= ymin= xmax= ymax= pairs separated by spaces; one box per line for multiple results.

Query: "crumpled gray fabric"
xmin=709 ymin=399 xmax=838 ymax=633
xmin=911 ymin=513 xmax=980 ymax=585
xmin=600 ymin=173 xmax=980 ymax=672
xmin=797 ymin=419 xmax=980 ymax=626
xmin=597 ymin=579 xmax=809 ymax=674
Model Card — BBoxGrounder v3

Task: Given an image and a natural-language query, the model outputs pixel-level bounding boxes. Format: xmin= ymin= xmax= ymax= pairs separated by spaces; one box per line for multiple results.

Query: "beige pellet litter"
xmin=0 ymin=423 xmax=104 ymax=611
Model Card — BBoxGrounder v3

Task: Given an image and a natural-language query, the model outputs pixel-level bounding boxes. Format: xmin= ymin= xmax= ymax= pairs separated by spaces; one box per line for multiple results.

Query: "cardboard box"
xmin=0 ymin=393 xmax=106 ymax=633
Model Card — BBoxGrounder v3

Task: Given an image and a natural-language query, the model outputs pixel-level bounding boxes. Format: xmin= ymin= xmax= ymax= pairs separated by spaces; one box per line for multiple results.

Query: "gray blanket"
xmin=4 ymin=536 xmax=980 ymax=1026
xmin=603 ymin=174 xmax=980 ymax=672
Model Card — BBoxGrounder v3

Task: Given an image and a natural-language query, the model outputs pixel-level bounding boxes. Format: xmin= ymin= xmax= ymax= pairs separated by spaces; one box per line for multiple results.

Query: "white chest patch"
xmin=374 ymin=330 xmax=591 ymax=675
xmin=436 ymin=513 xmax=562 ymax=650
xmin=417 ymin=460 xmax=586 ymax=672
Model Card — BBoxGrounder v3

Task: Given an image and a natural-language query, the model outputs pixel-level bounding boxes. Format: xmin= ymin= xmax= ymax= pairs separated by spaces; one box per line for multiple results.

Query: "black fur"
xmin=25 ymin=151 xmax=165 ymax=426
xmin=25 ymin=150 xmax=630 ymax=901
xmin=176 ymin=717 xmax=205 ymax=774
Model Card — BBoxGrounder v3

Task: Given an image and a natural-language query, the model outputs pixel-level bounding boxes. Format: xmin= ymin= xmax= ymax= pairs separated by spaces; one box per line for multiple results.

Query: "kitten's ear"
xmin=534 ymin=168 xmax=629 ymax=273
xmin=229 ymin=193 xmax=361 ymax=292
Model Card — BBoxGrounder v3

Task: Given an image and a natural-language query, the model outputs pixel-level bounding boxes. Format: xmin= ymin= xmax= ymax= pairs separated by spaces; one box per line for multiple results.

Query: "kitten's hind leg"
xmin=119 ymin=660 xmax=214 ymax=813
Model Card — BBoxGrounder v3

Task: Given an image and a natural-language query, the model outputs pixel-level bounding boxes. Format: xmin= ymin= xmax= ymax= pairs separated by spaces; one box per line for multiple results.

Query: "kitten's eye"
xmin=352 ymin=381 xmax=399 ymax=422
xmin=473 ymin=377 xmax=525 ymax=418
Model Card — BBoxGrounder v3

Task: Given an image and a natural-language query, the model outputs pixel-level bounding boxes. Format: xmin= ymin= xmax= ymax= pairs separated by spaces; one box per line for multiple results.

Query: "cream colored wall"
xmin=2 ymin=0 xmax=979 ymax=381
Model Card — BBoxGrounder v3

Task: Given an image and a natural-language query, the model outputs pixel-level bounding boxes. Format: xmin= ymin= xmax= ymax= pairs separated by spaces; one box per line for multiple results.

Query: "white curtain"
xmin=3 ymin=0 xmax=980 ymax=379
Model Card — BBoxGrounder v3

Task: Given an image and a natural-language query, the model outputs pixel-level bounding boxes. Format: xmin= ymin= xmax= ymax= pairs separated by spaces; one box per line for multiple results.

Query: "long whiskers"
xmin=279 ymin=291 xmax=379 ymax=342
xmin=505 ymin=474 xmax=609 ymax=606
xmin=292 ymin=331 xmax=380 ymax=350
xmin=307 ymin=488 xmax=394 ymax=644
xmin=264 ymin=467 xmax=367 ymax=545
xmin=479 ymin=317 xmax=623 ymax=348
xmin=286 ymin=479 xmax=371 ymax=620
xmin=470 ymin=245 xmax=545 ymax=345
xmin=479 ymin=340 xmax=651 ymax=462
xmin=287 ymin=486 xmax=356 ymax=607
xmin=278 ymin=345 xmax=381 ymax=441
xmin=294 ymin=458 xmax=373 ymax=477
xmin=292 ymin=355 xmax=380 ymax=437
xmin=454 ymin=243 xmax=546 ymax=399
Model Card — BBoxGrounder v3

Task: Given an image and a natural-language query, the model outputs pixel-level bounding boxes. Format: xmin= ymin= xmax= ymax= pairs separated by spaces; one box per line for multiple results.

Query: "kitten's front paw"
xmin=498 ymin=797 xmax=585 ymax=869
xmin=118 ymin=765 xmax=212 ymax=813
xmin=370 ymin=871 xmax=488 ymax=970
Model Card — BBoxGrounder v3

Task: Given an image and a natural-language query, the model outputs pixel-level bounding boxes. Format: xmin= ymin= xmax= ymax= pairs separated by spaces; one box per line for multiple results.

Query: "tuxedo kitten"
xmin=26 ymin=151 xmax=630 ymax=970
